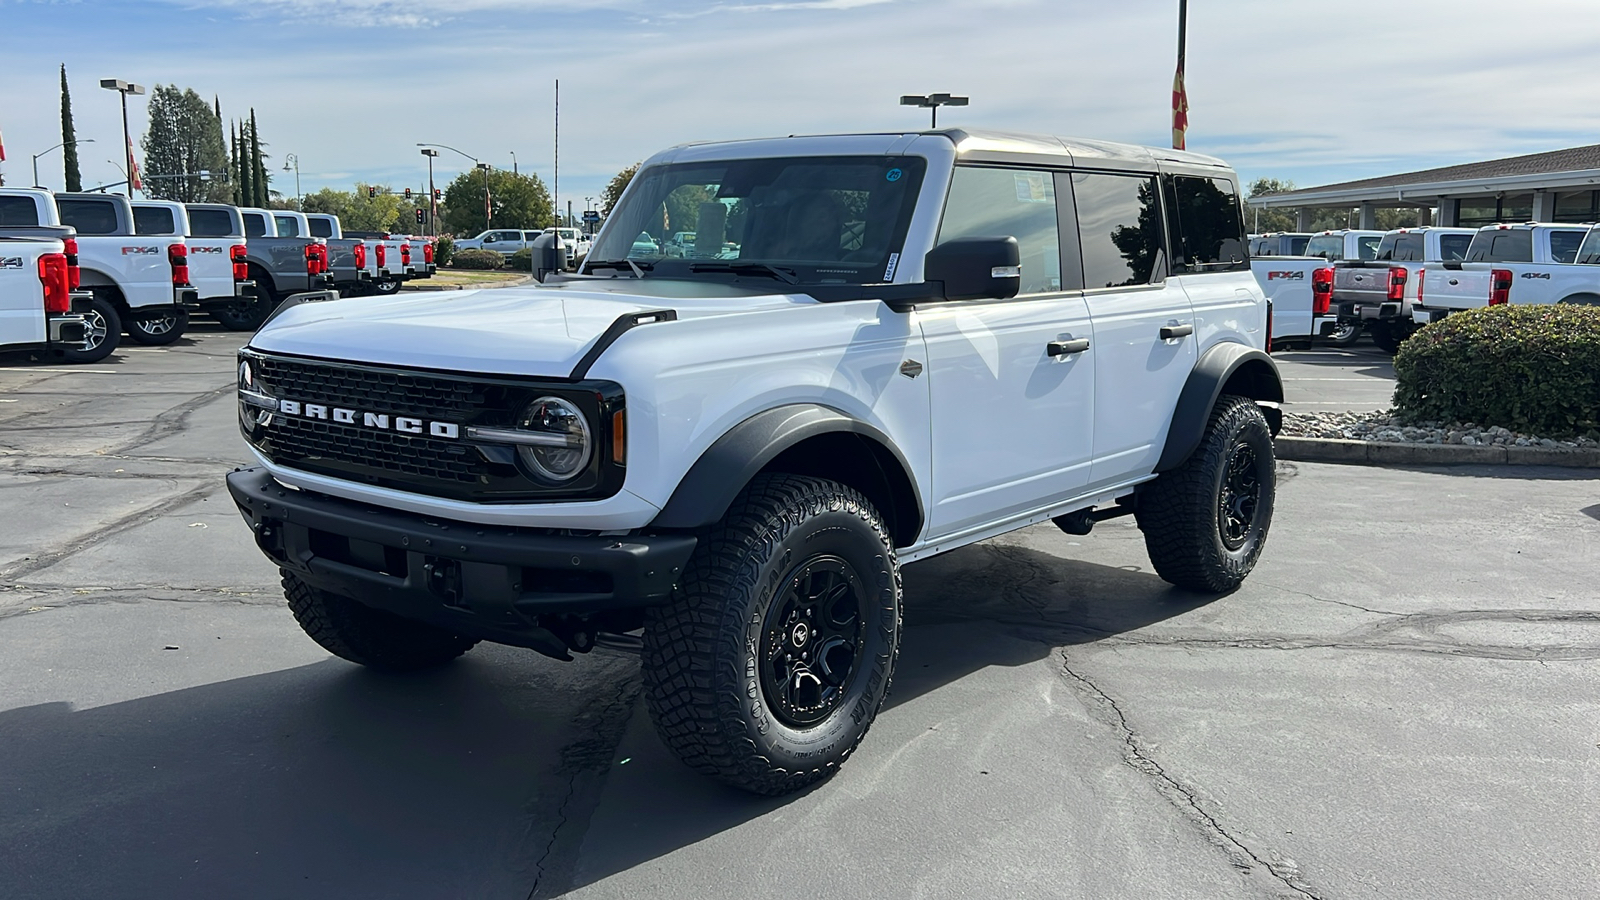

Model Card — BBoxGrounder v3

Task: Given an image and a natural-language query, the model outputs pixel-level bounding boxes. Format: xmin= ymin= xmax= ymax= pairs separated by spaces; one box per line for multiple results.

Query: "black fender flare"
xmin=650 ymin=403 xmax=923 ymax=544
xmin=1156 ymin=343 xmax=1283 ymax=472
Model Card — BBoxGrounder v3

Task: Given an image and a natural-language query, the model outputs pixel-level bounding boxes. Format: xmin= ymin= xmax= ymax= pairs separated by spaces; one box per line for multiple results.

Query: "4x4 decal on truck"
xmin=0 ymin=256 xmax=23 ymax=269
xmin=1266 ymin=270 xmax=1305 ymax=281
xmin=120 ymin=246 xmax=160 ymax=255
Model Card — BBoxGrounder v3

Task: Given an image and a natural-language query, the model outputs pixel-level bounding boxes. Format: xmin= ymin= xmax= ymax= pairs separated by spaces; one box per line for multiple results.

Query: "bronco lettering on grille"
xmin=277 ymin=398 xmax=460 ymax=439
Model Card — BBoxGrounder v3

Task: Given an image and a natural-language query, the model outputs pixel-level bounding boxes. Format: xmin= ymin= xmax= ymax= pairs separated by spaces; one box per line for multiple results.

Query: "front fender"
xmin=1156 ymin=343 xmax=1283 ymax=472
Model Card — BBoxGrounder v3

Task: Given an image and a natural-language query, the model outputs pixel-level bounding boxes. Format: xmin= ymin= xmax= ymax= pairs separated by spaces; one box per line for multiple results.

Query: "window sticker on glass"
xmin=1014 ymin=173 xmax=1054 ymax=204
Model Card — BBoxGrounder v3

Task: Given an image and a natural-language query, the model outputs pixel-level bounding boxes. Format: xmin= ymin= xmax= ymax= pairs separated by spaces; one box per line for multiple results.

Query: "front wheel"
xmin=125 ymin=309 xmax=189 ymax=345
xmin=56 ymin=296 xmax=121 ymax=363
xmin=1135 ymin=395 xmax=1275 ymax=593
xmin=642 ymin=474 xmax=902 ymax=795
xmin=282 ymin=573 xmax=479 ymax=671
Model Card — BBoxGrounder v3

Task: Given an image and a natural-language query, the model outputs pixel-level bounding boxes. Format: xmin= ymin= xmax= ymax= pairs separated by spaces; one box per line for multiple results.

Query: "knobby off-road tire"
xmin=282 ymin=572 xmax=479 ymax=671
xmin=56 ymin=295 xmax=120 ymax=363
xmin=641 ymin=474 xmax=902 ymax=796
xmin=124 ymin=308 xmax=189 ymax=346
xmin=1136 ymin=395 xmax=1275 ymax=593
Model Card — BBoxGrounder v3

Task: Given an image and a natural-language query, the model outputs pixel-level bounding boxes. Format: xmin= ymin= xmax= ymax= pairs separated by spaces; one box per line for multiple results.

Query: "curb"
xmin=1275 ymin=436 xmax=1600 ymax=469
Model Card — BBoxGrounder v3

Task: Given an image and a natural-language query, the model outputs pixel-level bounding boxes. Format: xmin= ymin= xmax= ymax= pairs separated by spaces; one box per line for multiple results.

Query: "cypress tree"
xmin=60 ymin=65 xmax=82 ymax=192
xmin=249 ymin=109 xmax=267 ymax=206
xmin=235 ymin=120 xmax=252 ymax=207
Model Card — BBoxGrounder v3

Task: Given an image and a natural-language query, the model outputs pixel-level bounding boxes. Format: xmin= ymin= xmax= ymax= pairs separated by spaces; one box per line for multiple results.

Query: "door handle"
xmin=1047 ymin=338 xmax=1091 ymax=357
xmin=1159 ymin=324 xmax=1194 ymax=340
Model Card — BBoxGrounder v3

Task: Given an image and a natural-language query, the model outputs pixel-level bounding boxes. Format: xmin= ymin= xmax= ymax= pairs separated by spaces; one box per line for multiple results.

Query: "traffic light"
xmin=368 ymin=186 xmax=377 ymax=199
xmin=404 ymin=187 xmax=412 ymax=200
xmin=415 ymin=208 xmax=425 ymax=225
xmin=433 ymin=188 xmax=442 ymax=201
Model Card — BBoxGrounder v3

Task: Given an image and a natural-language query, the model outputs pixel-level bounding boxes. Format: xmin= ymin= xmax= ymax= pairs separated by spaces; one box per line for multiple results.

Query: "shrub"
xmin=434 ymin=235 xmax=454 ymax=268
xmin=450 ymin=248 xmax=503 ymax=270
xmin=506 ymin=247 xmax=534 ymax=272
xmin=1394 ymin=304 xmax=1600 ymax=437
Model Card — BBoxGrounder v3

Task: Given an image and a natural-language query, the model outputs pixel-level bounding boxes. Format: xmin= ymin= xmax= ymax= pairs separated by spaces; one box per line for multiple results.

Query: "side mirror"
xmin=529 ymin=230 xmax=569 ymax=283
xmin=924 ymin=236 xmax=1021 ymax=302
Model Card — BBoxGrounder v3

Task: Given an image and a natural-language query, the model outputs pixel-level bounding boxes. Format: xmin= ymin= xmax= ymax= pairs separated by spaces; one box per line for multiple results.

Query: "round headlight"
xmin=516 ymin=396 xmax=592 ymax=481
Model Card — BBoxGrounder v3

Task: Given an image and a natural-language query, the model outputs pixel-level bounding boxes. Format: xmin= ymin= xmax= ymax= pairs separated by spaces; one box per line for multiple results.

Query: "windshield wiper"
xmin=583 ymin=259 xmax=653 ymax=277
xmin=688 ymin=261 xmax=800 ymax=285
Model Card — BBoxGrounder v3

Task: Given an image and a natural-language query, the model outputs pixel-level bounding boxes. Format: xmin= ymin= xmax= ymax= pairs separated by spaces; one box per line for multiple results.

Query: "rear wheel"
xmin=282 ymin=572 xmax=479 ymax=671
xmin=125 ymin=309 xmax=189 ymax=345
xmin=1324 ymin=321 xmax=1361 ymax=347
xmin=1136 ymin=395 xmax=1275 ymax=593
xmin=642 ymin=474 xmax=901 ymax=795
xmin=56 ymin=296 xmax=120 ymax=363
xmin=374 ymin=278 xmax=401 ymax=295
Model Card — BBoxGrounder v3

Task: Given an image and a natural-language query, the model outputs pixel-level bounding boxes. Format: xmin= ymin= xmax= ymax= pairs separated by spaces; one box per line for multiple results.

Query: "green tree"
xmin=601 ymin=163 xmax=639 ymax=216
xmin=232 ymin=120 xmax=250 ymax=206
xmin=60 ymin=65 xmax=82 ymax=192
xmin=441 ymin=168 xmax=551 ymax=235
xmin=248 ymin=109 xmax=270 ymax=207
xmin=1246 ymin=177 xmax=1300 ymax=234
xmin=141 ymin=85 xmax=230 ymax=202
xmin=301 ymin=185 xmax=410 ymax=233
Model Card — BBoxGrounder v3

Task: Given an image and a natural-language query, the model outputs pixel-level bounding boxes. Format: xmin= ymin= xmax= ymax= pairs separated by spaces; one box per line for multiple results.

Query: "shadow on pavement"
xmin=0 ymin=546 xmax=1206 ymax=900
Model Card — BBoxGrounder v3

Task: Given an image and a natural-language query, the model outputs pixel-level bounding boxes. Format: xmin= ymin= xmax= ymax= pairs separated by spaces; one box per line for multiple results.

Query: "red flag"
xmin=1171 ymin=63 xmax=1189 ymax=151
xmin=126 ymin=136 xmax=143 ymax=191
xmin=0 ymin=127 xmax=7 ymax=162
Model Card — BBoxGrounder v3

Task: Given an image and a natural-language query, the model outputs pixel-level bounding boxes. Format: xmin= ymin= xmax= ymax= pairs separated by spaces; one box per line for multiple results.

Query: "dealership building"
xmin=1246 ymin=143 xmax=1600 ymax=230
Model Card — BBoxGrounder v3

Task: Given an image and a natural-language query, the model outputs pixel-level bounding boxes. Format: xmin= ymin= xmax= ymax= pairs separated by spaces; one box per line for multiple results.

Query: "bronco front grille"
xmin=241 ymin=351 xmax=627 ymax=504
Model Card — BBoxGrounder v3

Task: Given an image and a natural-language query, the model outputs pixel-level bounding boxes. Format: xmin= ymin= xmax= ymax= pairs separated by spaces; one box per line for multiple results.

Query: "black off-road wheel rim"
xmin=759 ymin=555 xmax=868 ymax=728
xmin=1218 ymin=440 xmax=1262 ymax=551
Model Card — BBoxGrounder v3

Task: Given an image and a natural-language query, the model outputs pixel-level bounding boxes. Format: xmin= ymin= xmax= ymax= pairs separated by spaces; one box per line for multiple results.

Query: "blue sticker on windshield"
xmin=885 ymin=168 xmax=903 ymax=182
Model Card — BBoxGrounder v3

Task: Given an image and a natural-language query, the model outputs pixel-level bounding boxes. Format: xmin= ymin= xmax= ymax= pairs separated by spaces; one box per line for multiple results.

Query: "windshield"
xmin=586 ymin=155 xmax=927 ymax=284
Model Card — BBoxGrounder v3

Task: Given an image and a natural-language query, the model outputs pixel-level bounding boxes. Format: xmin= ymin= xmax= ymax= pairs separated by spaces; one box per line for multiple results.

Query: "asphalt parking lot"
xmin=2 ymin=326 xmax=1597 ymax=900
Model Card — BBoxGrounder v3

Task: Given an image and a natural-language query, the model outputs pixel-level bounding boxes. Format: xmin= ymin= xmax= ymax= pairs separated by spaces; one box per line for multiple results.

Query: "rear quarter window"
xmin=188 ymin=208 xmax=237 ymax=237
xmin=1437 ymin=234 xmax=1471 ymax=261
xmin=56 ymin=198 xmax=122 ymax=235
xmin=308 ymin=218 xmax=334 ymax=238
xmin=1548 ymin=230 xmax=1585 ymax=264
xmin=243 ymin=214 xmax=272 ymax=238
xmin=133 ymin=206 xmax=177 ymax=235
xmin=1304 ymin=236 xmax=1342 ymax=260
xmin=0 ymin=196 xmax=42 ymax=226
xmin=1466 ymin=230 xmax=1532 ymax=263
xmin=274 ymin=216 xmax=302 ymax=237
xmin=1356 ymin=235 xmax=1381 ymax=260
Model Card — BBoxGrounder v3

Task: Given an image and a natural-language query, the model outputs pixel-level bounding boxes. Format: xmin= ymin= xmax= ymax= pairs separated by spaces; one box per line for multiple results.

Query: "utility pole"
xmin=420 ymin=148 xmax=439 ymax=237
xmin=553 ymin=79 xmax=559 ymax=231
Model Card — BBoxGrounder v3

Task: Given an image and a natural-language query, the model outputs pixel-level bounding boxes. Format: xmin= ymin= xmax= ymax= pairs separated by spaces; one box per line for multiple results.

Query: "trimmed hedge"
xmin=1394 ymin=304 xmax=1600 ymax=438
xmin=450 ymin=248 xmax=503 ymax=270
xmin=434 ymin=235 xmax=455 ymax=268
xmin=506 ymin=247 xmax=534 ymax=272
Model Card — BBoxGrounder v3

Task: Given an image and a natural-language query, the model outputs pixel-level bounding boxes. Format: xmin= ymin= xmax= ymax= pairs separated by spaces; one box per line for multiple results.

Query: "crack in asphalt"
xmin=1253 ymin=581 xmax=1408 ymax=617
xmin=107 ymin=382 xmax=234 ymax=455
xmin=0 ymin=585 xmax=281 ymax=620
xmin=1059 ymin=652 xmax=1325 ymax=900
xmin=526 ymin=669 xmax=642 ymax=900
xmin=0 ymin=480 xmax=214 ymax=580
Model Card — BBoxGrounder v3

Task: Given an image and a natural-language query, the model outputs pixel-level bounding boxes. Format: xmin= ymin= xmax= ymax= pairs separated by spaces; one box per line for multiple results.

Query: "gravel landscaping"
xmin=1282 ymin=410 xmax=1600 ymax=449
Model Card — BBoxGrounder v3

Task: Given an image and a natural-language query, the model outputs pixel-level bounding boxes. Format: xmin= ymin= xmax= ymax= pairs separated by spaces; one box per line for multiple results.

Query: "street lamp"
xmin=282 ymin=153 xmax=301 ymax=203
xmin=510 ymin=150 xmax=517 ymax=176
xmin=419 ymin=148 xmax=439 ymax=237
xmin=417 ymin=142 xmax=489 ymax=229
xmin=32 ymin=138 xmax=95 ymax=189
xmin=100 ymin=79 xmax=145 ymax=197
xmin=899 ymin=93 xmax=968 ymax=129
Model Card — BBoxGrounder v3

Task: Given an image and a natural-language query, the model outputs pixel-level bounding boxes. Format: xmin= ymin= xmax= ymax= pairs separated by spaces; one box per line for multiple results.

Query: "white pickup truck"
xmin=1249 ymin=232 xmax=1312 ymax=256
xmin=0 ymin=236 xmax=99 ymax=362
xmin=134 ymin=200 xmax=253 ymax=339
xmin=1251 ymin=257 xmax=1325 ymax=351
xmin=1413 ymin=223 xmax=1597 ymax=323
xmin=0 ymin=189 xmax=197 ymax=347
xmin=1304 ymin=229 xmax=1384 ymax=263
xmin=1330 ymin=227 xmax=1476 ymax=352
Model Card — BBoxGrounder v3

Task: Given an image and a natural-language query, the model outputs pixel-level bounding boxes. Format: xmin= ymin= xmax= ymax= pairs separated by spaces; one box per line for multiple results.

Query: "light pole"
xmin=99 ymin=79 xmax=145 ymax=197
xmin=418 ymin=142 xmax=487 ymax=230
xmin=420 ymin=148 xmax=439 ymax=237
xmin=899 ymin=93 xmax=968 ymax=129
xmin=510 ymin=151 xmax=517 ymax=176
xmin=476 ymin=162 xmax=492 ymax=230
xmin=32 ymin=138 xmax=95 ymax=188
xmin=282 ymin=153 xmax=301 ymax=203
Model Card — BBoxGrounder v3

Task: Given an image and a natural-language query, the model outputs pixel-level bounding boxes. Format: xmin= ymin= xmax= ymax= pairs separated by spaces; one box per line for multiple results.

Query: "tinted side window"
xmin=1578 ymin=228 xmax=1600 ymax=266
xmin=1467 ymin=230 xmax=1532 ymax=263
xmin=189 ymin=208 xmax=235 ymax=237
xmin=1357 ymin=235 xmax=1381 ymax=260
xmin=274 ymin=216 xmax=301 ymax=237
xmin=308 ymin=218 xmax=334 ymax=238
xmin=1073 ymin=172 xmax=1164 ymax=288
xmin=937 ymin=166 xmax=1062 ymax=295
xmin=1548 ymin=230 xmax=1584 ymax=264
xmin=1304 ymin=236 xmax=1342 ymax=260
xmin=1288 ymin=236 xmax=1310 ymax=255
xmin=57 ymin=199 xmax=121 ymax=235
xmin=1390 ymin=234 xmax=1424 ymax=262
xmin=0 ymin=196 xmax=42 ymax=226
xmin=243 ymin=213 xmax=271 ymax=238
xmin=1168 ymin=176 xmax=1245 ymax=271
xmin=1437 ymin=234 xmax=1471 ymax=261
xmin=133 ymin=206 xmax=176 ymax=235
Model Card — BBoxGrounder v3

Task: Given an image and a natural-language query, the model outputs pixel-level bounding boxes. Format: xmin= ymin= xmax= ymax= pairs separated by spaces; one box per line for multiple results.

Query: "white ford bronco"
xmin=228 ymin=129 xmax=1282 ymax=795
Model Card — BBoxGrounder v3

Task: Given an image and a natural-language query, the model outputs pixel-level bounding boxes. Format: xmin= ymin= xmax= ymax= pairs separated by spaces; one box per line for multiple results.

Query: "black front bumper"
xmin=226 ymin=467 xmax=696 ymax=649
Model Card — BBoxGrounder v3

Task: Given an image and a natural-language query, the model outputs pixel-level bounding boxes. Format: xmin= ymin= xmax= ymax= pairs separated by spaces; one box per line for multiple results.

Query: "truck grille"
xmin=254 ymin=355 xmax=493 ymax=420
xmin=265 ymin=417 xmax=481 ymax=483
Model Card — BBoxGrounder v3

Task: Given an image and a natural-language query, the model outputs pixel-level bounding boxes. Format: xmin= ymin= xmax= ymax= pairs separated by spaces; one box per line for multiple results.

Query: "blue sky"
xmin=3 ymin=0 xmax=1599 ymax=210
